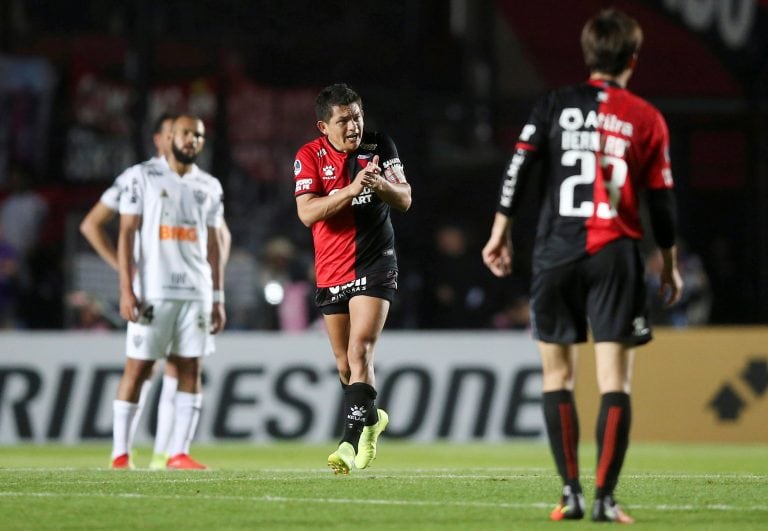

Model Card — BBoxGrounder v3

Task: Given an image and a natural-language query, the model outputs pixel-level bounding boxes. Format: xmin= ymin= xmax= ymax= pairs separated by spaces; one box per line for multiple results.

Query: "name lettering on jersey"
xmin=322 ymin=165 xmax=336 ymax=180
xmin=295 ymin=178 xmax=313 ymax=192
xmin=559 ymin=108 xmax=634 ymax=137
xmin=561 ymin=131 xmax=629 ymax=157
xmin=159 ymin=225 xmax=198 ymax=242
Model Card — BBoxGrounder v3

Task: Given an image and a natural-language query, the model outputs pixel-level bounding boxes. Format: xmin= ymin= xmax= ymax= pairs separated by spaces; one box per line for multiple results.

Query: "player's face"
xmin=318 ymin=103 xmax=364 ymax=153
xmin=153 ymin=119 xmax=174 ymax=158
xmin=171 ymin=116 xmax=205 ymax=164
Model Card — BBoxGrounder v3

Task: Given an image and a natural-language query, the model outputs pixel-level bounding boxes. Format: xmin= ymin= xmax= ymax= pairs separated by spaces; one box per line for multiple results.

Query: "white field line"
xmin=0 ymin=490 xmax=767 ymax=513
xmin=1 ymin=467 xmax=766 ymax=480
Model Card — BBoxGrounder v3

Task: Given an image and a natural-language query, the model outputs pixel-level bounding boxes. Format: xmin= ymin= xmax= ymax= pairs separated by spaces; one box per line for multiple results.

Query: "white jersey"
xmin=101 ymin=156 xmax=166 ymax=211
xmin=118 ymin=157 xmax=224 ymax=302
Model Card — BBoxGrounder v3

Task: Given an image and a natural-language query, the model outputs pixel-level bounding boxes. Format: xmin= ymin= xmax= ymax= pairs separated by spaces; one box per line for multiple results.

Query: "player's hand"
xmin=658 ymin=266 xmax=684 ymax=307
xmin=119 ymin=291 xmax=141 ymax=322
xmin=482 ymin=237 xmax=513 ymax=278
xmin=210 ymin=302 xmax=226 ymax=334
xmin=360 ymin=155 xmax=383 ymax=191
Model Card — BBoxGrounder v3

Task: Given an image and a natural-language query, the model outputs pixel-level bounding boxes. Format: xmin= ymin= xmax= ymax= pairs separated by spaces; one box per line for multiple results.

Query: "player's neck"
xmin=169 ymin=159 xmax=194 ymax=176
xmin=589 ymin=70 xmax=632 ymax=88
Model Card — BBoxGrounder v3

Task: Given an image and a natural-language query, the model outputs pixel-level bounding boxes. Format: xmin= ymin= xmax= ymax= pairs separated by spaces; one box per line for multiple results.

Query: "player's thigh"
xmin=348 ymin=295 xmax=390 ymax=347
xmin=530 ymin=263 xmax=588 ymax=344
xmin=586 ymin=239 xmax=650 ymax=345
xmin=125 ymin=300 xmax=176 ymax=360
xmin=170 ymin=300 xmax=210 ymax=359
xmin=323 ymin=312 xmax=351 ymax=358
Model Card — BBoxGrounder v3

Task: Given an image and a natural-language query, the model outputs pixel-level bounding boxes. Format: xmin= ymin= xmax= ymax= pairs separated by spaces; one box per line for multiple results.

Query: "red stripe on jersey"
xmin=586 ymin=84 xmax=668 ymax=254
xmin=294 ymin=137 xmax=357 ymax=286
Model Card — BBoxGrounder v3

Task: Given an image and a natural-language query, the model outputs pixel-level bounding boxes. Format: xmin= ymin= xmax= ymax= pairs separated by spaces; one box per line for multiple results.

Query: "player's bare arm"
xmin=296 ymin=174 xmax=366 ymax=227
xmin=361 ymin=155 xmax=412 ymax=212
xmin=207 ymin=224 xmax=226 ymax=334
xmin=219 ymin=220 xmax=232 ymax=266
xmin=658 ymin=245 xmax=684 ymax=307
xmin=482 ymin=212 xmax=514 ymax=278
xmin=80 ymin=202 xmax=119 ymax=270
xmin=117 ymin=213 xmax=141 ymax=322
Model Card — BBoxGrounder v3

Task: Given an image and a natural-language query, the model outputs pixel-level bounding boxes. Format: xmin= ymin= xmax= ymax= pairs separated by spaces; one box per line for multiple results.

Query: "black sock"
xmin=543 ymin=390 xmax=582 ymax=494
xmin=595 ymin=392 xmax=631 ymax=499
xmin=341 ymin=382 xmax=377 ymax=448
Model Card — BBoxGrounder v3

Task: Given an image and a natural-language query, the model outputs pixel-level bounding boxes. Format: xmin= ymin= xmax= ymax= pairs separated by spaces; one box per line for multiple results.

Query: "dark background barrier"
xmin=1 ymin=0 xmax=766 ymax=330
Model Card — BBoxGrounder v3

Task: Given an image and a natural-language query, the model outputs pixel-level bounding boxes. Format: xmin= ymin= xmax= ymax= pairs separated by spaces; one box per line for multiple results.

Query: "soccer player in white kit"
xmin=85 ymin=113 xmax=231 ymax=470
xmin=112 ymin=114 xmax=226 ymax=470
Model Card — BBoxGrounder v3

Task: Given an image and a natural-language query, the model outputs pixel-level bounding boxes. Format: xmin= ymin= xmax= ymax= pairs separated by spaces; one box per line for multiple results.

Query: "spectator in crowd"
xmin=0 ymin=162 xmax=49 ymax=327
xmin=646 ymin=243 xmax=710 ymax=327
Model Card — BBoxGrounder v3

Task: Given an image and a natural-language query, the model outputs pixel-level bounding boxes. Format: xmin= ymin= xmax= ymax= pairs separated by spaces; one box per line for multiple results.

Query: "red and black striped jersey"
xmin=294 ymin=131 xmax=401 ymax=287
xmin=497 ymin=79 xmax=674 ymax=272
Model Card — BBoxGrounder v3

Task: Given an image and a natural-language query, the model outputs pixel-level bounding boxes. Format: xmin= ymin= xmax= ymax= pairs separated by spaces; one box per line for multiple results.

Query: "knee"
xmin=542 ymin=363 xmax=575 ymax=391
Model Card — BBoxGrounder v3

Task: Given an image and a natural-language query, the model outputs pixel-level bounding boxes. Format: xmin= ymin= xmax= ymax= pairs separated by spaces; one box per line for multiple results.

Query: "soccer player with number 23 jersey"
xmin=482 ymin=9 xmax=684 ymax=524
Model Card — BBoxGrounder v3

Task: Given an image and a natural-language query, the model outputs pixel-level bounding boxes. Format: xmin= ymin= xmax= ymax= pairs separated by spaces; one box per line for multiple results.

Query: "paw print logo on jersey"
xmin=322 ymin=165 xmax=335 ymax=180
xmin=347 ymin=405 xmax=368 ymax=422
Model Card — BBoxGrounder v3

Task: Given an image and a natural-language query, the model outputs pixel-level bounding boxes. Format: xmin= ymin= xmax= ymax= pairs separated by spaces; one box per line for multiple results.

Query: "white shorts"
xmin=125 ymin=299 xmax=215 ymax=360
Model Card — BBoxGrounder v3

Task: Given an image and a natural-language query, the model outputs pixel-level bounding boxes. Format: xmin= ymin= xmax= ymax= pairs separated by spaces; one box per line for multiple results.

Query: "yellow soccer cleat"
xmin=327 ymin=442 xmax=356 ymax=475
xmin=354 ymin=409 xmax=389 ymax=470
xmin=148 ymin=452 xmax=169 ymax=470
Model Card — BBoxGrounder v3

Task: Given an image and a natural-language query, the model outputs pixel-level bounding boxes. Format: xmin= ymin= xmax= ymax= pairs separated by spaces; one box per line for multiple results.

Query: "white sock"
xmin=168 ymin=391 xmax=202 ymax=457
xmin=112 ymin=400 xmax=139 ymax=459
xmin=153 ymin=375 xmax=178 ymax=456
xmin=127 ymin=380 xmax=151 ymax=450
xmin=183 ymin=393 xmax=203 ymax=454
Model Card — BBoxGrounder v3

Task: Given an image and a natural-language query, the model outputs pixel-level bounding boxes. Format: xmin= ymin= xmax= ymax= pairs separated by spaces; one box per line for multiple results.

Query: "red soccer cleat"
xmin=166 ymin=453 xmax=207 ymax=470
xmin=110 ymin=453 xmax=134 ymax=470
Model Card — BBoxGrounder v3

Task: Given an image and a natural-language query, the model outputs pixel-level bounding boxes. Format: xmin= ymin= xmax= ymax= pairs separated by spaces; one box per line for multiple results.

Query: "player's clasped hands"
xmin=359 ymin=155 xmax=382 ymax=191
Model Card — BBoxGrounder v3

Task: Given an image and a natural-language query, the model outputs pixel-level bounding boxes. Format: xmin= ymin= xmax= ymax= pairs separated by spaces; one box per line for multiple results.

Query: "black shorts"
xmin=530 ymin=238 xmax=651 ymax=345
xmin=316 ymin=269 xmax=398 ymax=315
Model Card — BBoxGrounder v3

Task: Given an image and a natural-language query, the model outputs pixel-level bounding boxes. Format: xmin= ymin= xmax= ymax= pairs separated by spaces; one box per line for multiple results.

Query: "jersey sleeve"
xmin=118 ymin=165 xmax=144 ymax=216
xmin=496 ymin=91 xmax=552 ymax=216
xmin=376 ymin=133 xmax=407 ymax=184
xmin=99 ymin=173 xmax=125 ymax=211
xmin=293 ymin=144 xmax=322 ymax=196
xmin=207 ymin=179 xmax=225 ymax=228
xmin=641 ymin=110 xmax=674 ymax=191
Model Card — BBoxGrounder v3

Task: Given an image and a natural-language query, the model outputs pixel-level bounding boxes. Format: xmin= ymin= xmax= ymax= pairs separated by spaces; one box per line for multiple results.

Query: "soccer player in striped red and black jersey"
xmin=482 ymin=9 xmax=683 ymax=524
xmin=294 ymin=83 xmax=411 ymax=474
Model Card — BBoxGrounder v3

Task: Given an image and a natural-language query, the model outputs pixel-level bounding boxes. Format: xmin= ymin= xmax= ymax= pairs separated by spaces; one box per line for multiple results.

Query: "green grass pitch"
xmin=1 ymin=442 xmax=766 ymax=530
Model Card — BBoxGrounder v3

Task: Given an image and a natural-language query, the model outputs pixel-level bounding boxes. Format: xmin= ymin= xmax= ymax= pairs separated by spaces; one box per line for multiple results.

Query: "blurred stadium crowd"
xmin=0 ymin=0 xmax=765 ymax=330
